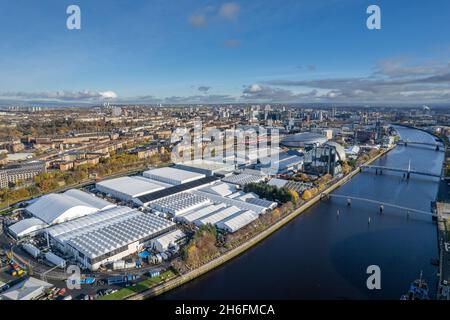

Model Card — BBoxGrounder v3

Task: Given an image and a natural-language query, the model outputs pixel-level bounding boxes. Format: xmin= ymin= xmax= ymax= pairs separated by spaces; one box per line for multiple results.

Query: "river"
xmin=160 ymin=126 xmax=444 ymax=300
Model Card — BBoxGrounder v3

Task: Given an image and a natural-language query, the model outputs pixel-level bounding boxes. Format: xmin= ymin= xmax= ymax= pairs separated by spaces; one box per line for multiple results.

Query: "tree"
xmin=302 ymin=189 xmax=313 ymax=201
xmin=182 ymin=224 xmax=219 ymax=267
xmin=272 ymin=208 xmax=281 ymax=221
xmin=341 ymin=161 xmax=352 ymax=175
xmin=287 ymin=189 xmax=300 ymax=207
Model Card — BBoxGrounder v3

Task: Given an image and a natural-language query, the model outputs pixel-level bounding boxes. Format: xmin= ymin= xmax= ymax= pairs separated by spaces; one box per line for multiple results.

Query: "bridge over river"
xmin=322 ymin=194 xmax=436 ymax=221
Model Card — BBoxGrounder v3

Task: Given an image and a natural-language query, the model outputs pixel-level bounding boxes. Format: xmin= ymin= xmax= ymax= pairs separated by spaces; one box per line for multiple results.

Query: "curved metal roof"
xmin=325 ymin=141 xmax=347 ymax=161
xmin=26 ymin=193 xmax=100 ymax=225
xmin=281 ymin=132 xmax=327 ymax=147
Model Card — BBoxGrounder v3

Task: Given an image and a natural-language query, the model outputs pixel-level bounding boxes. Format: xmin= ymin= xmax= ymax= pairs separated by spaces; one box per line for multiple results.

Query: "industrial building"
xmin=96 ymin=176 xmax=170 ymax=202
xmin=195 ymin=188 xmax=276 ymax=214
xmin=148 ymin=229 xmax=186 ymax=253
xmin=149 ymin=192 xmax=212 ymax=216
xmin=174 ymin=159 xmax=235 ymax=177
xmin=221 ymin=170 xmax=267 ymax=187
xmin=256 ymin=150 xmax=304 ymax=174
xmin=0 ymin=277 xmax=53 ymax=300
xmin=45 ymin=206 xmax=176 ymax=271
xmin=135 ymin=176 xmax=219 ymax=206
xmin=175 ymin=203 xmax=227 ymax=224
xmin=195 ymin=206 xmax=243 ymax=227
xmin=141 ymin=178 xmax=276 ymax=233
xmin=143 ymin=167 xmax=205 ymax=185
xmin=8 ymin=217 xmax=48 ymax=239
xmin=216 ymin=210 xmax=259 ymax=233
xmin=24 ymin=189 xmax=116 ymax=225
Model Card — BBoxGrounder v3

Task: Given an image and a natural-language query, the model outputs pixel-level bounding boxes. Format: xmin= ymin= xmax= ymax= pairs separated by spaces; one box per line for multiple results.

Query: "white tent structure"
xmin=8 ymin=218 xmax=48 ymax=239
xmin=96 ymin=176 xmax=167 ymax=202
xmin=63 ymin=189 xmax=116 ymax=211
xmin=45 ymin=206 xmax=176 ymax=271
xmin=143 ymin=167 xmax=205 ymax=185
xmin=26 ymin=189 xmax=115 ymax=225
xmin=149 ymin=229 xmax=186 ymax=252
xmin=216 ymin=210 xmax=259 ymax=233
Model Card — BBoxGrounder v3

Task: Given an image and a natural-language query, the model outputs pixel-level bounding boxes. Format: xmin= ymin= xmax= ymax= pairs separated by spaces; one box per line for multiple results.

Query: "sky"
xmin=0 ymin=0 xmax=449 ymax=105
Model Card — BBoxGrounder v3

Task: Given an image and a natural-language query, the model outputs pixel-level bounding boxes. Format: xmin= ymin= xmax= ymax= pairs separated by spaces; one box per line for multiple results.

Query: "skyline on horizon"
xmin=1 ymin=0 xmax=450 ymax=105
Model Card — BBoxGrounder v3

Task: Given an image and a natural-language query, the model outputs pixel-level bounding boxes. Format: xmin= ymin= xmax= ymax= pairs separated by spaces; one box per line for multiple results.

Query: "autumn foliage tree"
xmin=182 ymin=224 xmax=219 ymax=268
xmin=302 ymin=187 xmax=319 ymax=201
xmin=287 ymin=189 xmax=300 ymax=207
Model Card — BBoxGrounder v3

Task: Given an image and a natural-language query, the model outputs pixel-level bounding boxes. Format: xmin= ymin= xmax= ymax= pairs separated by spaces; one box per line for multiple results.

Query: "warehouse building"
xmin=175 ymin=203 xmax=227 ymax=224
xmin=135 ymin=176 xmax=219 ymax=206
xmin=45 ymin=206 xmax=176 ymax=271
xmin=148 ymin=229 xmax=186 ymax=253
xmin=194 ymin=206 xmax=242 ymax=227
xmin=143 ymin=167 xmax=205 ymax=185
xmin=221 ymin=172 xmax=267 ymax=187
xmin=193 ymin=190 xmax=275 ymax=214
xmin=25 ymin=189 xmax=116 ymax=225
xmin=174 ymin=160 xmax=235 ymax=177
xmin=149 ymin=192 xmax=212 ymax=216
xmin=96 ymin=176 xmax=170 ymax=202
xmin=8 ymin=218 xmax=48 ymax=239
xmin=0 ymin=277 xmax=53 ymax=301
xmin=216 ymin=210 xmax=259 ymax=233
xmin=256 ymin=150 xmax=304 ymax=174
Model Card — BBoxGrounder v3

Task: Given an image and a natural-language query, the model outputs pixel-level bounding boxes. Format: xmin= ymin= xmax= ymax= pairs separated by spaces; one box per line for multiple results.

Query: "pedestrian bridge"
xmin=361 ymin=165 xmax=441 ymax=178
xmin=398 ymin=140 xmax=444 ymax=151
xmin=322 ymin=194 xmax=436 ymax=220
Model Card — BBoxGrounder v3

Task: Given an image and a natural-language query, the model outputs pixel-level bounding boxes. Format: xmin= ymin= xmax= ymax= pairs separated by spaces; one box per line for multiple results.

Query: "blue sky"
xmin=0 ymin=0 xmax=449 ymax=104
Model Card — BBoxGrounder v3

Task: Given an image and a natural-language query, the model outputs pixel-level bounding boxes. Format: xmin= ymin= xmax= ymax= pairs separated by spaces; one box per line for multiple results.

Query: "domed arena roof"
xmin=281 ymin=132 xmax=328 ymax=147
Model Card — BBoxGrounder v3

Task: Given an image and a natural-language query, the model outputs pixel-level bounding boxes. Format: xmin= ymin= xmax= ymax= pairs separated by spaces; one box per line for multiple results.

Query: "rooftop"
xmin=96 ymin=176 xmax=166 ymax=198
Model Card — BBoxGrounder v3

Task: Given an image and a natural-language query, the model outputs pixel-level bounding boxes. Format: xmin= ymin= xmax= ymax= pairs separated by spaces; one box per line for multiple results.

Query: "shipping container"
xmin=149 ymin=270 xmax=160 ymax=278
xmin=45 ymin=252 xmax=66 ymax=268
xmin=112 ymin=260 xmax=125 ymax=270
xmin=107 ymin=274 xmax=138 ymax=285
xmin=22 ymin=243 xmax=40 ymax=259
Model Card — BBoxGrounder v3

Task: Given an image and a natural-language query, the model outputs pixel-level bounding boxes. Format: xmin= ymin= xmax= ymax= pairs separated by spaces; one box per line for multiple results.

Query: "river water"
xmin=160 ymin=126 xmax=444 ymax=300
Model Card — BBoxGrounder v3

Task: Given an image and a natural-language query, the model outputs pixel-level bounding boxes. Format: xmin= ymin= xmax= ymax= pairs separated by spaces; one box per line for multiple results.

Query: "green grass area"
xmin=98 ymin=270 xmax=176 ymax=300
xmin=0 ymin=207 xmax=14 ymax=216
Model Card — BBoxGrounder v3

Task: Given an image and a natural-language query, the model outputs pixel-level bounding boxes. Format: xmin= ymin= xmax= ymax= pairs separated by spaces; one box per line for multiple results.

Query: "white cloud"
xmin=1 ymin=90 xmax=118 ymax=102
xmin=188 ymin=14 xmax=207 ymax=27
xmin=247 ymin=84 xmax=263 ymax=93
xmin=99 ymin=91 xmax=118 ymax=99
xmin=218 ymin=2 xmax=240 ymax=20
